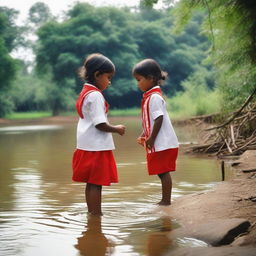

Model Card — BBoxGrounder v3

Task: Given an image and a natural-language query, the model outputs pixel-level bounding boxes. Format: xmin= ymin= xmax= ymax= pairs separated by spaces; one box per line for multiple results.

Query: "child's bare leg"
xmin=86 ymin=183 xmax=103 ymax=216
xmin=85 ymin=183 xmax=91 ymax=213
xmin=157 ymin=172 xmax=172 ymax=205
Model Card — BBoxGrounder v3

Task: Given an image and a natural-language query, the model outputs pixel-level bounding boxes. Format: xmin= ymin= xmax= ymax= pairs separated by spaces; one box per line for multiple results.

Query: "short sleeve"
xmin=84 ymin=92 xmax=107 ymax=126
xmin=149 ymin=94 xmax=164 ymax=120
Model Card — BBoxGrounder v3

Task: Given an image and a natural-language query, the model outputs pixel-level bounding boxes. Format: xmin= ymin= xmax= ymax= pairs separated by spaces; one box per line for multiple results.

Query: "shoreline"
xmin=0 ymin=115 xmax=143 ymax=125
xmin=0 ymin=115 xmax=78 ymax=125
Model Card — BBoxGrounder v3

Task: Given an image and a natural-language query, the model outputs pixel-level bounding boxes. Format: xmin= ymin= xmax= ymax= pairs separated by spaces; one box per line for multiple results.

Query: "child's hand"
xmin=137 ymin=136 xmax=146 ymax=147
xmin=115 ymin=125 xmax=126 ymax=136
xmin=145 ymin=137 xmax=155 ymax=150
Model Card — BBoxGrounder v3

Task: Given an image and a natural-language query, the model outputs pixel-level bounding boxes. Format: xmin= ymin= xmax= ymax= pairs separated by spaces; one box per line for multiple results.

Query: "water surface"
xmin=0 ymin=117 xmax=222 ymax=255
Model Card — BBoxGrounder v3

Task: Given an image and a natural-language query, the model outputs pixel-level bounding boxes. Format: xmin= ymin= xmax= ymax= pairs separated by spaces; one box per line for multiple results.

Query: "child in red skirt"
xmin=72 ymin=53 xmax=125 ymax=215
xmin=133 ymin=59 xmax=179 ymax=205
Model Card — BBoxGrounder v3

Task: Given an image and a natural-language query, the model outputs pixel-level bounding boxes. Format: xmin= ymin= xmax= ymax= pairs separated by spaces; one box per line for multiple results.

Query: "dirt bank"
xmin=167 ymin=150 xmax=256 ymax=255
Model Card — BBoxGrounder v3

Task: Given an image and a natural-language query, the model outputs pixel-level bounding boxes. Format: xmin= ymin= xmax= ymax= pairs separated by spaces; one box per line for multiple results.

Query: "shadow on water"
xmin=0 ymin=117 xmax=227 ymax=255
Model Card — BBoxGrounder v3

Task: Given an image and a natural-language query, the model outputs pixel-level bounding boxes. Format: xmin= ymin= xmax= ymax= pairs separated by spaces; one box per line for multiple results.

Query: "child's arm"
xmin=145 ymin=115 xmax=163 ymax=149
xmin=96 ymin=123 xmax=125 ymax=136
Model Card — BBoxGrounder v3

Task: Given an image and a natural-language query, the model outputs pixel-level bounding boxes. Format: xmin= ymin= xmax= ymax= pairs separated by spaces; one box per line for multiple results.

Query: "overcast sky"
xmin=0 ymin=0 xmax=143 ymax=24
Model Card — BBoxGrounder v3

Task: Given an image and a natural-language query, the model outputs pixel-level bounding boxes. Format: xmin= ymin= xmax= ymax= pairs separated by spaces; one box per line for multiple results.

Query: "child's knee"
xmin=158 ymin=171 xmax=170 ymax=179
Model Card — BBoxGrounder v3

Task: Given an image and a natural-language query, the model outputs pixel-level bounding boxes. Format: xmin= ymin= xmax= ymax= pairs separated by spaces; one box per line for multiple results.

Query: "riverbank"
xmin=167 ymin=149 xmax=256 ymax=255
xmin=0 ymin=115 xmax=80 ymax=126
xmin=167 ymin=113 xmax=256 ymax=255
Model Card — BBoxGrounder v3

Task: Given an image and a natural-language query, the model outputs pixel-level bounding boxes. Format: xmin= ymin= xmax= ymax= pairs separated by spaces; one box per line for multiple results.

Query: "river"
xmin=0 ymin=117 xmax=223 ymax=256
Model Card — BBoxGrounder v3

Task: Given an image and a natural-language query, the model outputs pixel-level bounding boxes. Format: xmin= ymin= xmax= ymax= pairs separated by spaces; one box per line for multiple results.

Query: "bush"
xmin=167 ymin=68 xmax=220 ymax=119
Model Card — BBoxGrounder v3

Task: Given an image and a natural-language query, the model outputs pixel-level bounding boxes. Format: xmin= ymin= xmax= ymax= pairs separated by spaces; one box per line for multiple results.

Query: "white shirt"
xmin=76 ymin=89 xmax=115 ymax=151
xmin=148 ymin=92 xmax=179 ymax=152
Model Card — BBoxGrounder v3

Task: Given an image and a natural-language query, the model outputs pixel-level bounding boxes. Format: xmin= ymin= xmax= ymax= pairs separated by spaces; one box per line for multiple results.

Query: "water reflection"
xmin=146 ymin=217 xmax=173 ymax=256
xmin=75 ymin=215 xmax=114 ymax=256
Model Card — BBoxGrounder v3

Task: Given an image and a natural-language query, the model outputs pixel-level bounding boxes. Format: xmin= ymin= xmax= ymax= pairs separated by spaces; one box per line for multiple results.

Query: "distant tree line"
xmin=0 ymin=2 xmax=212 ymax=117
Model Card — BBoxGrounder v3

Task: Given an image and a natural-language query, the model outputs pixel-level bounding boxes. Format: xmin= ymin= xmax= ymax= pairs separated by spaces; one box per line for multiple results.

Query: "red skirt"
xmin=72 ymin=149 xmax=118 ymax=186
xmin=146 ymin=148 xmax=178 ymax=175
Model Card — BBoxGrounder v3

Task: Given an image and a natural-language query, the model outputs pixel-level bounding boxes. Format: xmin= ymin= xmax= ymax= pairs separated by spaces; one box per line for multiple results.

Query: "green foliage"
xmin=10 ymin=62 xmax=50 ymax=111
xmin=168 ymin=68 xmax=220 ymax=118
xmin=0 ymin=7 xmax=19 ymax=51
xmin=35 ymin=3 xmax=210 ymax=112
xmin=0 ymin=7 xmax=19 ymax=117
xmin=0 ymin=2 xmax=212 ymax=116
xmin=173 ymin=0 xmax=256 ymax=112
xmin=5 ymin=111 xmax=51 ymax=120
xmin=0 ymin=39 xmax=16 ymax=90
xmin=0 ymin=93 xmax=14 ymax=117
xmin=9 ymin=60 xmax=76 ymax=116
xmin=28 ymin=2 xmax=53 ymax=27
xmin=217 ymin=64 xmax=256 ymax=112
xmin=0 ymin=8 xmax=18 ymax=88
xmin=109 ymin=108 xmax=140 ymax=117
xmin=39 ymin=76 xmax=76 ymax=116
xmin=141 ymin=0 xmax=160 ymax=8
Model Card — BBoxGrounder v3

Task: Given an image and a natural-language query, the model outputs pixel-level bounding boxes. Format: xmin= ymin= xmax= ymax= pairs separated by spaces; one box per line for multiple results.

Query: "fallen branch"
xmin=206 ymin=87 xmax=256 ymax=131
xmin=189 ymin=98 xmax=256 ymax=156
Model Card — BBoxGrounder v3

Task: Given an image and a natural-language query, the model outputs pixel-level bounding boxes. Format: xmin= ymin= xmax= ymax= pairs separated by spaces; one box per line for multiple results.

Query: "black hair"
xmin=132 ymin=59 xmax=167 ymax=85
xmin=79 ymin=53 xmax=115 ymax=83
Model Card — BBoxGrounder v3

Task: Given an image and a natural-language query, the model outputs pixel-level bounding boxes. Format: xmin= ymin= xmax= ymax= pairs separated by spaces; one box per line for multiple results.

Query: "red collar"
xmin=143 ymin=86 xmax=162 ymax=99
xmin=142 ymin=87 xmax=163 ymax=106
xmin=76 ymin=84 xmax=108 ymax=118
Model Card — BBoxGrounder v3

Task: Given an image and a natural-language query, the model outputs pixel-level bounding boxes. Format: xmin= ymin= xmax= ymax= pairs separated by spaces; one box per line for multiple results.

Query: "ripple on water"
xmin=177 ymin=237 xmax=208 ymax=247
xmin=0 ymin=125 xmax=62 ymax=134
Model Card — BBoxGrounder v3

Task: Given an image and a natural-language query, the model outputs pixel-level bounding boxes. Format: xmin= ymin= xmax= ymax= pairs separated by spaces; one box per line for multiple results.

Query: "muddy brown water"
xmin=0 ymin=117 xmax=225 ymax=255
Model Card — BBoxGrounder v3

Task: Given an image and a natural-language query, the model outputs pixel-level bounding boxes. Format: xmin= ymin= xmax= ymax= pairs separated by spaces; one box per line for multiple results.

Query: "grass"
xmin=109 ymin=108 xmax=140 ymax=117
xmin=3 ymin=108 xmax=141 ymax=120
xmin=167 ymin=88 xmax=221 ymax=119
xmin=5 ymin=111 xmax=52 ymax=120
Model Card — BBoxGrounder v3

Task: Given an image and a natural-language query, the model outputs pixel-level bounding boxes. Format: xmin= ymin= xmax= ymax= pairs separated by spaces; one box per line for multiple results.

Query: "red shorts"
xmin=147 ymin=148 xmax=178 ymax=175
xmin=72 ymin=149 xmax=118 ymax=186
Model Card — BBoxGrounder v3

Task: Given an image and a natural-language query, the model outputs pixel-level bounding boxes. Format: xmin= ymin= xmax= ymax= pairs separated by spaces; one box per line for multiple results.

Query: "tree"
xmin=36 ymin=3 xmax=140 ymax=113
xmin=28 ymin=2 xmax=53 ymax=28
xmin=34 ymin=2 xmax=211 ymax=112
xmin=9 ymin=60 xmax=53 ymax=112
xmin=180 ymin=1 xmax=256 ymax=110
xmin=0 ymin=7 xmax=19 ymax=117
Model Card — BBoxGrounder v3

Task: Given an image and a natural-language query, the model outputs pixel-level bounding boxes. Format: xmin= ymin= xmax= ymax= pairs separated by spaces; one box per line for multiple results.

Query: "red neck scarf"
xmin=76 ymin=84 xmax=109 ymax=118
xmin=141 ymin=87 xmax=163 ymax=109
xmin=141 ymin=87 xmax=163 ymax=141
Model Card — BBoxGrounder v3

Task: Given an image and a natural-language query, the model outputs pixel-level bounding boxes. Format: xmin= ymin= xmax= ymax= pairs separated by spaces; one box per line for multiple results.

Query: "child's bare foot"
xmin=157 ymin=200 xmax=171 ymax=206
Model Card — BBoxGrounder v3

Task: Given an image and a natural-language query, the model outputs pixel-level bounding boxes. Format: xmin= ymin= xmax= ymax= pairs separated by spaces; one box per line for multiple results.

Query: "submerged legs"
xmin=85 ymin=183 xmax=103 ymax=216
xmin=157 ymin=172 xmax=172 ymax=205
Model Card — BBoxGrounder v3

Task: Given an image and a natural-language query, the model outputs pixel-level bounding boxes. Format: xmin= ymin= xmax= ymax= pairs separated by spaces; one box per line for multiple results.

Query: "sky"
xmin=0 ymin=0 xmax=143 ymax=24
